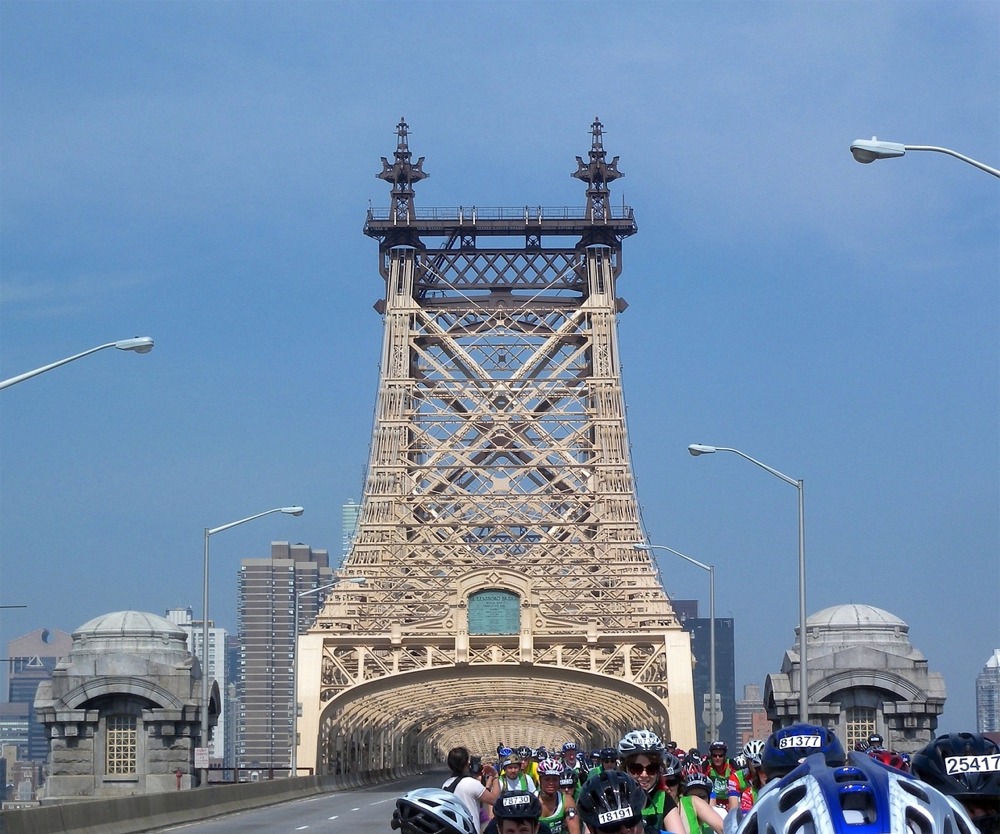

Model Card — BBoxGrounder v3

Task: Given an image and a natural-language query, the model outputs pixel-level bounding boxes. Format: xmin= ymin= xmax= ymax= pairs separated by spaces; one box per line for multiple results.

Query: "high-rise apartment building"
xmin=977 ymin=649 xmax=1000 ymax=733
xmin=164 ymin=607 xmax=229 ymax=763
xmin=237 ymin=541 xmax=331 ymax=771
xmin=5 ymin=628 xmax=72 ymax=762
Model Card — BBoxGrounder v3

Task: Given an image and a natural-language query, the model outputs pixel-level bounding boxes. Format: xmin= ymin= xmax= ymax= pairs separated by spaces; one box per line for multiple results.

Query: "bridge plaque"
xmin=468 ymin=589 xmax=520 ymax=634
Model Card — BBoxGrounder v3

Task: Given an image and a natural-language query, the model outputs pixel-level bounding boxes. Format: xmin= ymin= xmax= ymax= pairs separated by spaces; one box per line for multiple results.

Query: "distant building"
xmin=977 ymin=649 xmax=1000 ymax=733
xmin=674 ymin=599 xmax=736 ymax=750
xmin=765 ymin=603 xmax=945 ymax=753
xmin=341 ymin=499 xmax=361 ymax=560
xmin=165 ymin=607 xmax=229 ymax=763
xmin=237 ymin=541 xmax=331 ymax=771
xmin=735 ymin=684 xmax=769 ymax=746
xmin=5 ymin=628 xmax=73 ymax=762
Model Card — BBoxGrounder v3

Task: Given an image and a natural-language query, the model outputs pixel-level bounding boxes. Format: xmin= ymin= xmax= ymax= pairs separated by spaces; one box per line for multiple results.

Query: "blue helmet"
xmin=738 ymin=751 xmax=976 ymax=834
xmin=760 ymin=723 xmax=846 ymax=777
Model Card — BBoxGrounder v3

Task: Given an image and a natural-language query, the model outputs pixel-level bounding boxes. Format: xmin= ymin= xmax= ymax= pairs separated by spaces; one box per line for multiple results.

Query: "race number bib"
xmin=597 ymin=807 xmax=634 ymax=825
xmin=778 ymin=735 xmax=822 ymax=749
xmin=944 ymin=755 xmax=1000 ymax=775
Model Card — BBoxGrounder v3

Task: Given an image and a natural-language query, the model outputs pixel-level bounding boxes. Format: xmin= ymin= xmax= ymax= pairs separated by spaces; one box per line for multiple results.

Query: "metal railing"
xmin=366 ymin=205 xmax=635 ymax=224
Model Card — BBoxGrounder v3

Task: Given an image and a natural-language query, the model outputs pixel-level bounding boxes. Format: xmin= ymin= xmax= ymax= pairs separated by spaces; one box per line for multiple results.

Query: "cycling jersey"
xmin=539 ymin=791 xmax=576 ymax=834
xmin=640 ymin=787 xmax=676 ymax=832
xmin=703 ymin=761 xmax=738 ymax=808
xmin=679 ymin=795 xmax=714 ymax=833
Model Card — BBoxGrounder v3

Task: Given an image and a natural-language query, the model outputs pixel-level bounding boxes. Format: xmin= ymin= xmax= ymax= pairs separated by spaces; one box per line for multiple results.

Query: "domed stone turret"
xmin=765 ymin=603 xmax=945 ymax=753
xmin=35 ymin=610 xmax=211 ymax=797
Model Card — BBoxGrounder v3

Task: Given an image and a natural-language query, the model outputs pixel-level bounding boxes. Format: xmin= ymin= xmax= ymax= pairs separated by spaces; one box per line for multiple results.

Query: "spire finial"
xmin=378 ymin=118 xmax=428 ymax=221
xmin=572 ymin=117 xmax=623 ymax=221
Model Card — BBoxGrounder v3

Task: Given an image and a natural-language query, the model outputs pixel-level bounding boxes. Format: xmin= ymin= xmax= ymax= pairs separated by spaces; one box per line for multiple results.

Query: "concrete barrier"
xmin=0 ymin=767 xmax=424 ymax=834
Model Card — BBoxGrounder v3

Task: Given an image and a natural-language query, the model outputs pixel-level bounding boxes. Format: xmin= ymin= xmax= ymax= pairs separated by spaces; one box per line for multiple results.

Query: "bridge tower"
xmin=297 ymin=119 xmax=695 ymax=774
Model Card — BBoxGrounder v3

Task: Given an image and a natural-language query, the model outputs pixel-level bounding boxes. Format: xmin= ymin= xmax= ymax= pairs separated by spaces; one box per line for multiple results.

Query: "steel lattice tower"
xmin=297 ymin=119 xmax=695 ymax=774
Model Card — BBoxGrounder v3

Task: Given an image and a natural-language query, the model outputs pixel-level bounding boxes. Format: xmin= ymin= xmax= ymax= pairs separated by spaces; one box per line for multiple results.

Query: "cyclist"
xmin=758 ymin=723 xmax=846 ymax=784
xmin=586 ymin=747 xmax=620 ymax=781
xmin=392 ymin=787 xmax=480 ymax=834
xmin=561 ymin=742 xmax=586 ymax=779
xmin=701 ymin=741 xmax=737 ymax=811
xmin=486 ymin=789 xmax=547 ymax=834
xmin=726 ymin=739 xmax=763 ymax=813
xmin=444 ymin=746 xmax=501 ymax=825
xmin=537 ymin=758 xmax=581 ymax=834
xmin=500 ymin=754 xmax=538 ymax=795
xmin=734 ymin=749 xmax=977 ymax=833
xmin=911 ymin=731 xmax=1000 ymax=834
xmin=576 ymin=769 xmax=648 ymax=834
xmin=618 ymin=729 xmax=676 ymax=831
xmin=661 ymin=752 xmax=684 ymax=807
xmin=518 ymin=746 xmax=540 ymax=786
xmin=663 ymin=771 xmax=724 ymax=833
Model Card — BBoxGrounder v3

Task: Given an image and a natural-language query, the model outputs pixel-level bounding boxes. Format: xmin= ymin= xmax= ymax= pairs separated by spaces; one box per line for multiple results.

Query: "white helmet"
xmin=618 ymin=729 xmax=664 ymax=757
xmin=392 ymin=788 xmax=479 ymax=834
xmin=742 ymin=738 xmax=765 ymax=766
xmin=736 ymin=752 xmax=977 ymax=834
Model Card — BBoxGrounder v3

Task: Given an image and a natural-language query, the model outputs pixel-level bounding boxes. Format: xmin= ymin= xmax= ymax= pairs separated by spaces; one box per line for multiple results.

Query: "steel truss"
xmin=298 ymin=119 xmax=696 ymax=773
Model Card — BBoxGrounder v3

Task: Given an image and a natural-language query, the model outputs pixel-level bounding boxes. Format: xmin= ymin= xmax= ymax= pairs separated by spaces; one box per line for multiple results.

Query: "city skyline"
xmin=1 ymin=1 xmax=997 ymax=733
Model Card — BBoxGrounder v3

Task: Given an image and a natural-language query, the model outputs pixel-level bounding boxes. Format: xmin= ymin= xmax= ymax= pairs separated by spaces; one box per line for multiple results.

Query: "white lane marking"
xmin=328 ymin=815 xmax=339 ymax=820
xmin=295 ymin=827 xmax=309 ymax=831
xmin=352 ymin=806 xmax=361 ymax=811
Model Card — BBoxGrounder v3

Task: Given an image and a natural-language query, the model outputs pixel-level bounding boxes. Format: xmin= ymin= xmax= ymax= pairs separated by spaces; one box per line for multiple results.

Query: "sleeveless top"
xmin=540 ymin=791 xmax=568 ymax=834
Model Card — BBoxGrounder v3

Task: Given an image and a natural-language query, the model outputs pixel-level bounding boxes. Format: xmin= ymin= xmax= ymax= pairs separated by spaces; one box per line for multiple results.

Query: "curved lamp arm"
xmin=0 ymin=337 xmax=154 ymax=390
xmin=850 ymin=138 xmax=1000 ymax=178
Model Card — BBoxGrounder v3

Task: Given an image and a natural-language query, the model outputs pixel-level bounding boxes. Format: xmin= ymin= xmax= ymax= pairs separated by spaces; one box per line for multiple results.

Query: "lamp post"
xmin=290 ymin=576 xmax=366 ymax=778
xmin=850 ymin=137 xmax=1000 ymax=178
xmin=688 ymin=443 xmax=808 ymax=723
xmin=0 ymin=337 xmax=154 ymax=390
xmin=634 ymin=543 xmax=716 ymax=744
xmin=200 ymin=506 xmax=304 ymax=786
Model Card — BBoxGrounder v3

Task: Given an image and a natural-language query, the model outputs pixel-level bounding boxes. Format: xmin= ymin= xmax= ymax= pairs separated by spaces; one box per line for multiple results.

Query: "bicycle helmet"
xmin=562 ymin=740 xmax=578 ymax=753
xmin=515 ymin=745 xmax=532 ymax=759
xmin=392 ymin=788 xmax=479 ymax=834
xmin=536 ymin=745 xmax=548 ymax=759
xmin=868 ymin=733 xmax=885 ymax=749
xmin=577 ymin=770 xmax=646 ymax=831
xmin=683 ymin=771 xmax=713 ymax=796
xmin=618 ymin=729 xmax=664 ymax=757
xmin=493 ymin=790 xmax=542 ymax=821
xmin=538 ymin=757 xmax=564 ymax=777
xmin=736 ymin=751 xmax=977 ymax=834
xmin=497 ymin=745 xmax=513 ymax=760
xmin=911 ymin=732 xmax=1000 ymax=801
xmin=732 ymin=753 xmax=748 ymax=770
xmin=869 ymin=748 xmax=909 ymax=772
xmin=559 ymin=767 xmax=578 ymax=790
xmin=743 ymin=738 xmax=765 ymax=766
xmin=709 ymin=740 xmax=728 ymax=755
xmin=599 ymin=746 xmax=619 ymax=762
xmin=761 ymin=723 xmax=846 ymax=778
xmin=662 ymin=753 xmax=683 ymax=779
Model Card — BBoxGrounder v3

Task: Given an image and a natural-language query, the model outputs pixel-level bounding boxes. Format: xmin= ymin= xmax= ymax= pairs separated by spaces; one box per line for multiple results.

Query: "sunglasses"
xmin=626 ymin=762 xmax=660 ymax=776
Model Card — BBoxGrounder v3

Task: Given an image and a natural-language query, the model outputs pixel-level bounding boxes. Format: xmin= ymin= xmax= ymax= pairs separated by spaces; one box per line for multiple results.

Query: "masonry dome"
xmin=71 ymin=610 xmax=191 ymax=662
xmin=806 ymin=603 xmax=908 ymax=631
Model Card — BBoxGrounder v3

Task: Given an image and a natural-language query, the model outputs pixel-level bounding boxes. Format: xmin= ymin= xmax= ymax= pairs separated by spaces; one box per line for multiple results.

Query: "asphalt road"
xmin=150 ymin=771 xmax=449 ymax=834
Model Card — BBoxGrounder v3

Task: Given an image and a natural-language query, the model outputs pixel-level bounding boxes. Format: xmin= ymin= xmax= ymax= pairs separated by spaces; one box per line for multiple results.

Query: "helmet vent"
xmin=777 ymin=783 xmax=807 ymax=812
xmin=898 ymin=777 xmax=930 ymax=803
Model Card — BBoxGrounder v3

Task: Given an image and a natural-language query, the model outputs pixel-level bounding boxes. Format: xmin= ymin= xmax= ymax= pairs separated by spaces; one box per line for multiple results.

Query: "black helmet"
xmin=493 ymin=790 xmax=542 ymax=821
xmin=761 ymin=723 xmax=846 ymax=777
xmin=576 ymin=770 xmax=646 ymax=831
xmin=515 ymin=745 xmax=532 ymax=759
xmin=911 ymin=732 xmax=1000 ymax=801
xmin=599 ymin=746 xmax=618 ymax=762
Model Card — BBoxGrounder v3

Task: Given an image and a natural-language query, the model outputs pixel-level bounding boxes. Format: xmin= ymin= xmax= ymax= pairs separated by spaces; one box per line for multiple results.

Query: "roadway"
xmin=149 ymin=771 xmax=448 ymax=834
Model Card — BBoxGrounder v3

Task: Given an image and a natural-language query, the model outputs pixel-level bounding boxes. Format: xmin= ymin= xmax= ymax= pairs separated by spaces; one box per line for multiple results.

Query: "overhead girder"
xmin=316 ymin=662 xmax=672 ymax=767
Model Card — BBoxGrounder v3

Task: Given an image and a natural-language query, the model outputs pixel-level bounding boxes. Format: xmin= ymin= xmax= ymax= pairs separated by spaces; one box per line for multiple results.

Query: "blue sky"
xmin=1 ymin=1 xmax=997 ymax=733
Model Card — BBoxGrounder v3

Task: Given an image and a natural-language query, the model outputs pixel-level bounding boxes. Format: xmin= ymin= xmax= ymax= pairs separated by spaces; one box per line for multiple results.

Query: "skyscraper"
xmin=5 ymin=628 xmax=72 ymax=762
xmin=237 ymin=541 xmax=331 ymax=771
xmin=165 ymin=607 xmax=229 ymax=763
xmin=674 ymin=600 xmax=737 ymax=749
xmin=977 ymin=649 xmax=1000 ymax=733
xmin=341 ymin=499 xmax=361 ymax=561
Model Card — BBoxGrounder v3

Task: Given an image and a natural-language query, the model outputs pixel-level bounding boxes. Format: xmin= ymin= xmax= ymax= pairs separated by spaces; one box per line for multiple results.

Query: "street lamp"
xmin=850 ymin=137 xmax=1000 ymax=178
xmin=634 ymin=543 xmax=716 ymax=744
xmin=688 ymin=443 xmax=808 ymax=723
xmin=290 ymin=576 xmax=366 ymax=778
xmin=0 ymin=337 xmax=154 ymax=390
xmin=200 ymin=506 xmax=304 ymax=786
